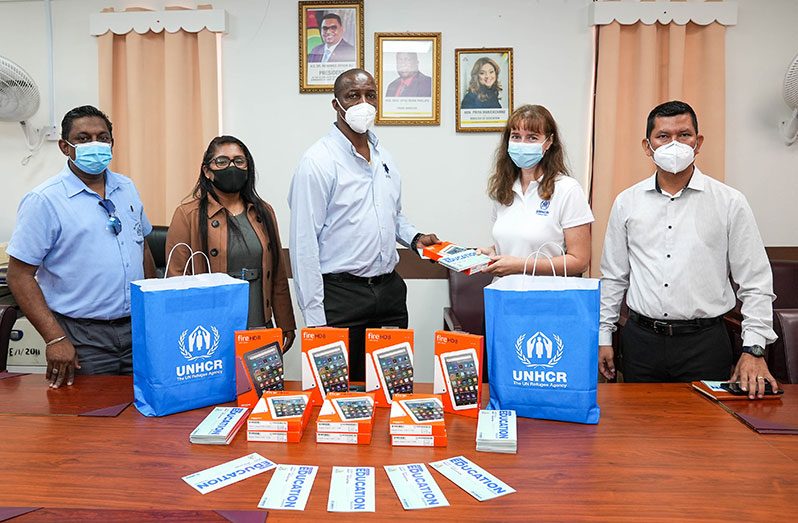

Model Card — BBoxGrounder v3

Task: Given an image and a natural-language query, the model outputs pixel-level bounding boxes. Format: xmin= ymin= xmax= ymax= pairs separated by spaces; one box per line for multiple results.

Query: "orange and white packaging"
xmin=389 ymin=393 xmax=447 ymax=437
xmin=300 ymin=327 xmax=350 ymax=405
xmin=390 ymin=434 xmax=448 ymax=447
xmin=246 ymin=391 xmax=312 ymax=434
xmin=235 ymin=328 xmax=284 ymax=409
xmin=365 ymin=328 xmax=414 ymax=407
xmin=417 ymin=241 xmax=491 ymax=275
xmin=316 ymin=432 xmax=373 ymax=445
xmin=316 ymin=392 xmax=375 ymax=434
xmin=248 ymin=430 xmax=304 ymax=443
xmin=433 ymin=330 xmax=484 ymax=418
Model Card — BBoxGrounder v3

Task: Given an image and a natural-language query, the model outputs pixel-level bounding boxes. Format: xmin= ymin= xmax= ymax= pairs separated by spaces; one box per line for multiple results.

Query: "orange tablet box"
xmin=389 ymin=393 xmax=447 ymax=437
xmin=246 ymin=391 xmax=313 ymax=433
xmin=235 ymin=328 xmax=284 ymax=409
xmin=433 ymin=330 xmax=484 ymax=418
xmin=316 ymin=432 xmax=373 ymax=445
xmin=248 ymin=430 xmax=304 ymax=443
xmin=418 ymin=241 xmax=457 ymax=261
xmin=300 ymin=327 xmax=350 ymax=406
xmin=390 ymin=434 xmax=448 ymax=447
xmin=365 ymin=328 xmax=415 ymax=407
xmin=317 ymin=392 xmax=376 ymax=434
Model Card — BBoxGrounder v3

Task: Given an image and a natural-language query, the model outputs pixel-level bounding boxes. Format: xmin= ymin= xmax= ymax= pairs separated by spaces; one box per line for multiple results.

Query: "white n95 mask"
xmin=337 ymin=99 xmax=376 ymax=134
xmin=649 ymin=140 xmax=696 ymax=174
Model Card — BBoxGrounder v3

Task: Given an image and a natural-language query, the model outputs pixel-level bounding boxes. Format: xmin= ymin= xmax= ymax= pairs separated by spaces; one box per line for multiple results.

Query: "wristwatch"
xmin=741 ymin=344 xmax=766 ymax=358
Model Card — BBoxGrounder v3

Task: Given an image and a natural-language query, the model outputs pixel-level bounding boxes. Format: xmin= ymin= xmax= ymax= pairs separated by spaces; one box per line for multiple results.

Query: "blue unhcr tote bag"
xmin=484 ymin=256 xmax=600 ymax=424
xmin=131 ymin=248 xmax=248 ymax=416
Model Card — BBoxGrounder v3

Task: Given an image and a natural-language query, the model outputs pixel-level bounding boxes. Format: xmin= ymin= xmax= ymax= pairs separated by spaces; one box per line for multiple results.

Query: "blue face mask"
xmin=66 ymin=141 xmax=113 ymax=175
xmin=507 ymin=138 xmax=548 ymax=169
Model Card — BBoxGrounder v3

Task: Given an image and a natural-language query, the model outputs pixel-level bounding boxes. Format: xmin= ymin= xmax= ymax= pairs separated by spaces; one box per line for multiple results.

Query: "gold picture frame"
xmin=455 ymin=48 xmax=514 ymax=132
xmin=298 ymin=1 xmax=364 ymax=93
xmin=374 ymin=32 xmax=441 ymax=126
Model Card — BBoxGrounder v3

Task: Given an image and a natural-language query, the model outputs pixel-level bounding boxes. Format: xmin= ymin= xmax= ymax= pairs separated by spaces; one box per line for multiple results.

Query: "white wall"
xmin=725 ymin=0 xmax=798 ymax=246
xmin=2 ymin=0 xmax=795 ymax=378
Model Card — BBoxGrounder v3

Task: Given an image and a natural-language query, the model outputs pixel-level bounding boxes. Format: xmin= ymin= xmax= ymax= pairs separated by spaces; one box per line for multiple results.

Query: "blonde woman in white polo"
xmin=480 ymin=105 xmax=593 ymax=277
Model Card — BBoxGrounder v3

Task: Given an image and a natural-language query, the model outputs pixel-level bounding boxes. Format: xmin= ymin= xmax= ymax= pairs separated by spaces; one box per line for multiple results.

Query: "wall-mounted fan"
xmin=0 ymin=56 xmax=45 ymax=149
xmin=780 ymin=51 xmax=798 ymax=146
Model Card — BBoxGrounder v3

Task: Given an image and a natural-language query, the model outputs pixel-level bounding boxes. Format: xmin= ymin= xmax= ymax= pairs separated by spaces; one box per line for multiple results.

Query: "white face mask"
xmin=337 ymin=99 xmax=376 ymax=134
xmin=649 ymin=140 xmax=696 ymax=174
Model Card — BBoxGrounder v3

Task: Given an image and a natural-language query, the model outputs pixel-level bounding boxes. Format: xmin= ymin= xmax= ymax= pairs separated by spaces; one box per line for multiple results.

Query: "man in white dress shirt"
xmin=289 ymin=68 xmax=438 ymax=381
xmin=598 ymin=100 xmax=778 ymax=398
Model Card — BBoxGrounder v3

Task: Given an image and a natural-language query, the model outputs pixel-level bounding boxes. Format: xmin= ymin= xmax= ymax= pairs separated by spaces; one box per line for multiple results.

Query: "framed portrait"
xmin=375 ymin=32 xmax=441 ymax=126
xmin=298 ymin=1 xmax=364 ymax=93
xmin=455 ymin=48 xmax=514 ymax=132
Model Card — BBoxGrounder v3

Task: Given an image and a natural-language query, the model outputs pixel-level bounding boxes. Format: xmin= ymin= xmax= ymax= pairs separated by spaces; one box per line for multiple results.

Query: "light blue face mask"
xmin=66 ymin=141 xmax=113 ymax=175
xmin=507 ymin=138 xmax=548 ymax=169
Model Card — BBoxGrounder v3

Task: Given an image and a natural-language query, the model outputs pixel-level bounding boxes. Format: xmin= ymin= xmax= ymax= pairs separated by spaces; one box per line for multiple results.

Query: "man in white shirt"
xmin=598 ymin=100 xmax=778 ymax=398
xmin=289 ymin=68 xmax=438 ymax=380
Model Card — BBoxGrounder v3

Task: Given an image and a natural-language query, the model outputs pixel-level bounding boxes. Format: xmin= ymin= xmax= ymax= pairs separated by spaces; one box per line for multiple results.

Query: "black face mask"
xmin=210 ymin=166 xmax=248 ymax=194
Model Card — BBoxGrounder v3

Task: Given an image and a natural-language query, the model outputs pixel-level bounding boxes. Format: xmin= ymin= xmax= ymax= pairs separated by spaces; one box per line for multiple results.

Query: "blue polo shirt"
xmin=7 ymin=162 xmax=153 ymax=320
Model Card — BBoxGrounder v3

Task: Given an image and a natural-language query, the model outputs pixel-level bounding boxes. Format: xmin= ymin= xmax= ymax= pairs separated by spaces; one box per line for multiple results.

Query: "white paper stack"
xmin=190 ymin=407 xmax=249 ymax=445
xmin=476 ymin=409 xmax=517 ymax=454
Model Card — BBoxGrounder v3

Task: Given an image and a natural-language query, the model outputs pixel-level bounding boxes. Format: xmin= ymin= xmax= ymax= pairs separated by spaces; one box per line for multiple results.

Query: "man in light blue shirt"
xmin=289 ymin=69 xmax=438 ymax=380
xmin=7 ymin=106 xmax=155 ymax=388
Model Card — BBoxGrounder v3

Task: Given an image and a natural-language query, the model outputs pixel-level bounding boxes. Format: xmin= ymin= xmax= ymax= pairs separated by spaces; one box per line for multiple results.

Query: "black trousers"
xmin=621 ymin=318 xmax=733 ymax=382
xmin=53 ymin=312 xmax=133 ymax=375
xmin=322 ymin=271 xmax=408 ymax=381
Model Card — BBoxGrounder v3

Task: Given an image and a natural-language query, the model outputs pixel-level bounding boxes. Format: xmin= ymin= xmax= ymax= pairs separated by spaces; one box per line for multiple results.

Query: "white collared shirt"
xmin=599 ymin=167 xmax=776 ymax=347
xmin=491 ymin=175 xmax=594 ymax=269
xmin=288 ymin=124 xmax=418 ymax=327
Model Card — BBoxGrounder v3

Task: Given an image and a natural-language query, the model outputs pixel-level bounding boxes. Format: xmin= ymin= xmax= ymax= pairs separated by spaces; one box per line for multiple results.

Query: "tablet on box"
xmin=365 ymin=328 xmax=414 ymax=407
xmin=300 ymin=328 xmax=350 ymax=406
xmin=235 ymin=328 xmax=284 ymax=409
xmin=433 ymin=330 xmax=484 ymax=418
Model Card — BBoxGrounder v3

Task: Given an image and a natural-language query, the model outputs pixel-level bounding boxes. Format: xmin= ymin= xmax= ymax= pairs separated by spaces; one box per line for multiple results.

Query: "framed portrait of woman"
xmin=455 ymin=48 xmax=514 ymax=132
xmin=375 ymin=32 xmax=441 ymax=125
xmin=298 ymin=0 xmax=364 ymax=93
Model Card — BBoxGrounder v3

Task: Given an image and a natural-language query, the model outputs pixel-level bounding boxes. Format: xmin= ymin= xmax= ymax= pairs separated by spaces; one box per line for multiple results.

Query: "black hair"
xmin=321 ymin=13 xmax=343 ymax=26
xmin=61 ymin=105 xmax=113 ymax=140
xmin=194 ymin=136 xmax=281 ymax=276
xmin=333 ymin=68 xmax=372 ymax=98
xmin=646 ymin=100 xmax=699 ymax=139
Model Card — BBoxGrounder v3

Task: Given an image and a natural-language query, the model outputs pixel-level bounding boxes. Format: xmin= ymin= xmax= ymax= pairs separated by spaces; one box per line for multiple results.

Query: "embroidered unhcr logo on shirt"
xmin=535 ymin=199 xmax=550 ymax=216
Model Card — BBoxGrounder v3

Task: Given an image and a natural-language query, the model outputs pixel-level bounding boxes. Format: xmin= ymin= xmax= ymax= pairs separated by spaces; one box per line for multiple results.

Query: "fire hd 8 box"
xmin=389 ymin=393 xmax=447 ymax=447
xmin=316 ymin=392 xmax=375 ymax=445
xmin=365 ymin=328 xmax=414 ymax=407
xmin=300 ymin=327 xmax=350 ymax=406
xmin=235 ymin=328 xmax=284 ymax=409
xmin=433 ymin=330 xmax=484 ymax=418
xmin=246 ymin=390 xmax=313 ymax=443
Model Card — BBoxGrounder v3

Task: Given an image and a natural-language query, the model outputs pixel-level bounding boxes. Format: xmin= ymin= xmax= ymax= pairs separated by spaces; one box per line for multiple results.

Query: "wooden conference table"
xmin=0 ymin=375 xmax=797 ymax=521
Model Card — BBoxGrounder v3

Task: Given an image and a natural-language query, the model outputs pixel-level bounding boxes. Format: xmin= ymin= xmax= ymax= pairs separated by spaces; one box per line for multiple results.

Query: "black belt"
xmin=229 ymin=268 xmax=261 ymax=281
xmin=323 ymin=271 xmax=395 ymax=285
xmin=65 ymin=315 xmax=131 ymax=326
xmin=628 ymin=310 xmax=722 ymax=336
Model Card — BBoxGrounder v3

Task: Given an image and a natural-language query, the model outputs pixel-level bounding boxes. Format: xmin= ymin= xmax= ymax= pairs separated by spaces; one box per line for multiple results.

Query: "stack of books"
xmin=246 ymin=391 xmax=313 ymax=443
xmin=316 ymin=392 xmax=376 ymax=444
xmin=389 ymin=393 xmax=447 ymax=447
xmin=189 ymin=407 xmax=249 ymax=445
xmin=476 ymin=409 xmax=517 ymax=454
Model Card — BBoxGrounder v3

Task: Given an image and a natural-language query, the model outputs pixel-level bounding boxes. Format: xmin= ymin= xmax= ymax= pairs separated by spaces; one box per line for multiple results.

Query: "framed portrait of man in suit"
xmin=455 ymin=48 xmax=514 ymax=132
xmin=299 ymin=1 xmax=364 ymax=93
xmin=375 ymin=32 xmax=441 ymax=126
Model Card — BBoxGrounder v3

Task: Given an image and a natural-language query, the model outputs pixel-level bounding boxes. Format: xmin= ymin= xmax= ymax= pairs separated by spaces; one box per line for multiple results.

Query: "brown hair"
xmin=468 ymin=57 xmax=502 ymax=102
xmin=488 ymin=104 xmax=569 ymax=205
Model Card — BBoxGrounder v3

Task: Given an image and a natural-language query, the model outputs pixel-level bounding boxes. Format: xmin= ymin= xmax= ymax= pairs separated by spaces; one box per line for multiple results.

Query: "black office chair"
xmin=146 ymin=225 xmax=169 ymax=277
xmin=0 ymin=305 xmax=18 ymax=372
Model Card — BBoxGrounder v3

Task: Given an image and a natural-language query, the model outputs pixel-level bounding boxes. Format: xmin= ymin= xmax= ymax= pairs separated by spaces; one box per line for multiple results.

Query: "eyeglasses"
xmin=98 ymin=198 xmax=122 ymax=236
xmin=207 ymin=156 xmax=248 ymax=170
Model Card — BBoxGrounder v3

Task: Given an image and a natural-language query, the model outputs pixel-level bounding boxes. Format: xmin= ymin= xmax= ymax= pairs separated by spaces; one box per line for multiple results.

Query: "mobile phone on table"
xmin=720 ymin=381 xmax=783 ymax=396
